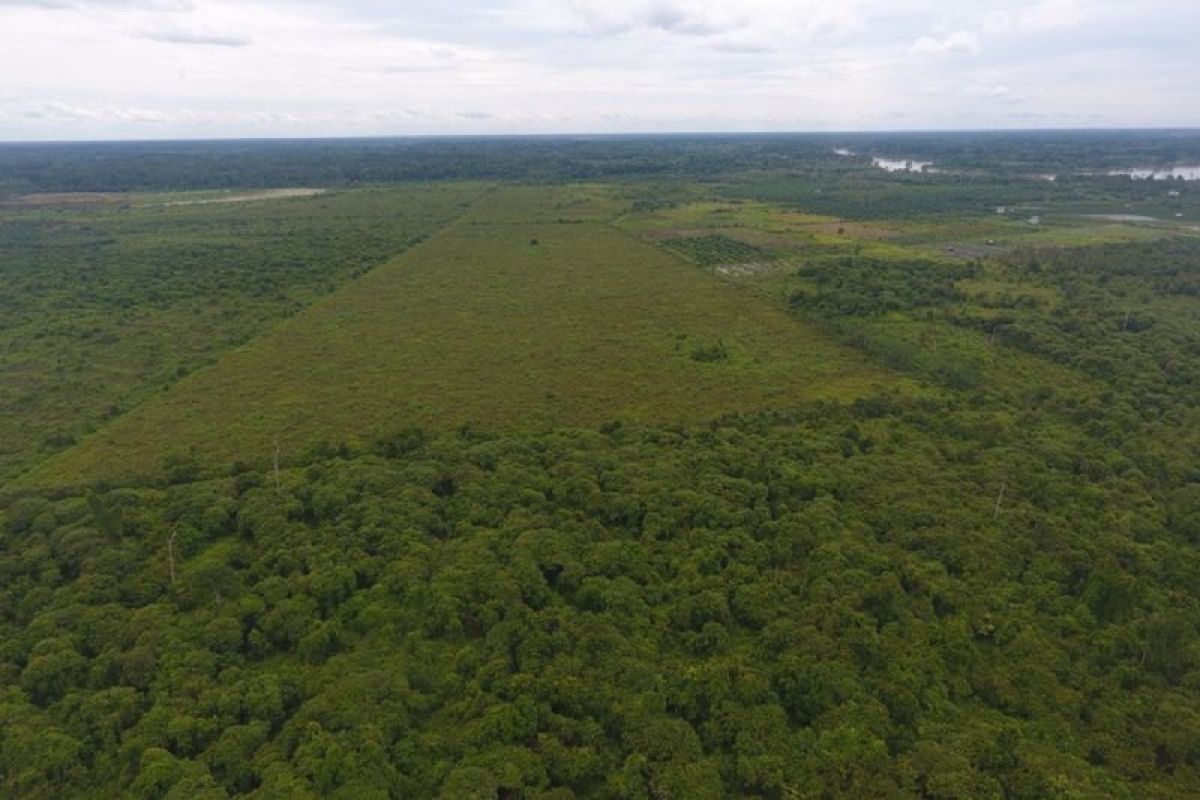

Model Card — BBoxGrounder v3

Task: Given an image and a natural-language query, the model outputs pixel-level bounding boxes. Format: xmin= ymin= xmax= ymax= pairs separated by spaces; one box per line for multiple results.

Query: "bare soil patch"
xmin=157 ymin=188 xmax=326 ymax=207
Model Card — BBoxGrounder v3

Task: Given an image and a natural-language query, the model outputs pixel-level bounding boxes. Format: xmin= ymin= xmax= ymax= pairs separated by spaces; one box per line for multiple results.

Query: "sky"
xmin=2 ymin=0 xmax=1198 ymax=140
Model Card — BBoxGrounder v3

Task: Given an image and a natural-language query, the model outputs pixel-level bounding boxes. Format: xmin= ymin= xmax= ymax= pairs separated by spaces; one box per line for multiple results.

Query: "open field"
xmin=0 ymin=192 xmax=126 ymax=206
xmin=461 ymin=183 xmax=627 ymax=223
xmin=0 ymin=184 xmax=482 ymax=482
xmin=22 ymin=188 xmax=902 ymax=487
xmin=619 ymin=194 xmax=1197 ymax=276
xmin=20 ymin=180 xmax=1101 ymax=489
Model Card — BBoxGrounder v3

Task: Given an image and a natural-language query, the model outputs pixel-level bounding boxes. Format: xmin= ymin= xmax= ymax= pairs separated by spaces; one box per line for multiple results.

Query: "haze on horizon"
xmin=3 ymin=0 xmax=1199 ymax=141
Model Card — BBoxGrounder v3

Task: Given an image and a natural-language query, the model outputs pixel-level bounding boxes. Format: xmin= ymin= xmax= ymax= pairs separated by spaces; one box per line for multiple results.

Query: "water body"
xmin=872 ymin=157 xmax=934 ymax=173
xmin=1105 ymin=166 xmax=1200 ymax=181
xmin=833 ymin=148 xmax=855 ymax=157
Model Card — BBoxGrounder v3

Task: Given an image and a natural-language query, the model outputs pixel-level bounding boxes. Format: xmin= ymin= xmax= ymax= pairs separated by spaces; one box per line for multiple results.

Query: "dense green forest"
xmin=3 ymin=131 xmax=1200 ymax=192
xmin=3 ymin=135 xmax=1200 ymax=798
xmin=6 ymin=395 xmax=1199 ymax=798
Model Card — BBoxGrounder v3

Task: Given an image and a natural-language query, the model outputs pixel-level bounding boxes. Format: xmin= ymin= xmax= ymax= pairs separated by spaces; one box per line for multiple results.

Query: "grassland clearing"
xmin=19 ymin=178 xmax=1191 ymax=490
xmin=460 ymin=183 xmax=626 ymax=224
xmin=0 ymin=192 xmax=126 ymax=207
xmin=0 ymin=184 xmax=481 ymax=483
xmin=22 ymin=189 xmax=903 ymax=487
xmin=617 ymin=199 xmax=836 ymax=233
xmin=618 ymin=198 xmax=953 ymax=265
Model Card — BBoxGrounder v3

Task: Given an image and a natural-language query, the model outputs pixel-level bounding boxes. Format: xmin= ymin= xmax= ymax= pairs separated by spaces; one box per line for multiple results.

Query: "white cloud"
xmin=984 ymin=0 xmax=1086 ymax=34
xmin=966 ymin=84 xmax=1009 ymax=97
xmin=0 ymin=0 xmax=1197 ymax=138
xmin=136 ymin=24 xmax=250 ymax=46
xmin=0 ymin=0 xmax=193 ymax=9
xmin=911 ymin=30 xmax=981 ymax=55
xmin=569 ymin=1 xmax=732 ymax=36
xmin=510 ymin=0 xmax=863 ymax=50
xmin=0 ymin=99 xmax=188 ymax=123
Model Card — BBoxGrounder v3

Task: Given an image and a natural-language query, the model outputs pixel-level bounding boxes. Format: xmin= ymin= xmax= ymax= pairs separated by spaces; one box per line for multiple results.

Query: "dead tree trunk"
xmin=167 ymin=526 xmax=178 ymax=585
xmin=273 ymin=436 xmax=282 ymax=496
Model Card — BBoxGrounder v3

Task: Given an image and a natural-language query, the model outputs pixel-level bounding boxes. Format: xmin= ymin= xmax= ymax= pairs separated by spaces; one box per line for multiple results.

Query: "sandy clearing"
xmin=1 ymin=192 xmax=126 ymax=206
xmin=156 ymin=188 xmax=327 ymax=207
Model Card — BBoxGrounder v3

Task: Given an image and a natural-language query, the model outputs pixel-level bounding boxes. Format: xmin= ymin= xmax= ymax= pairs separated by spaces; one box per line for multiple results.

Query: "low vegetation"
xmin=16 ymin=187 xmax=891 ymax=489
xmin=0 ymin=185 xmax=480 ymax=482
xmin=662 ymin=235 xmax=775 ymax=268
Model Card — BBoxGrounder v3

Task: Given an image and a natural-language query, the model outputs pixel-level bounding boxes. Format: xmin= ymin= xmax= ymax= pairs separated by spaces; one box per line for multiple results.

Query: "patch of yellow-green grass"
xmin=0 ymin=184 xmax=485 ymax=485
xmin=461 ymin=183 xmax=627 ymax=224
xmin=865 ymin=214 xmax=1181 ymax=261
xmin=615 ymin=200 xmax=745 ymax=231
xmin=647 ymin=226 xmax=810 ymax=253
xmin=893 ymin=217 xmax=1017 ymax=242
xmin=617 ymin=200 xmax=836 ymax=234
xmin=625 ymin=200 xmax=1187 ymax=268
xmin=858 ymin=240 xmax=960 ymax=262
xmin=725 ymin=204 xmax=838 ymax=232
xmin=1011 ymin=220 xmax=1173 ymax=247
xmin=619 ymin=200 xmax=924 ymax=265
xmin=910 ymin=214 xmax=1174 ymax=249
xmin=24 ymin=202 xmax=904 ymax=488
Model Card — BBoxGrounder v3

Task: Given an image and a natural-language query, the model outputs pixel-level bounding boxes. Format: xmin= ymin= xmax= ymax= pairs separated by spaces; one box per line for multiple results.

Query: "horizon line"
xmin=3 ymin=125 xmax=1200 ymax=147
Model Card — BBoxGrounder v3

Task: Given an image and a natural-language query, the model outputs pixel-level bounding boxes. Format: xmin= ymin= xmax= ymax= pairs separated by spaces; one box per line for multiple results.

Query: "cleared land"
xmin=24 ymin=187 xmax=898 ymax=487
xmin=619 ymin=197 xmax=1189 ymax=266
xmin=0 ymin=184 xmax=481 ymax=482
xmin=16 ymin=182 xmax=1179 ymax=489
xmin=156 ymin=188 xmax=326 ymax=206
